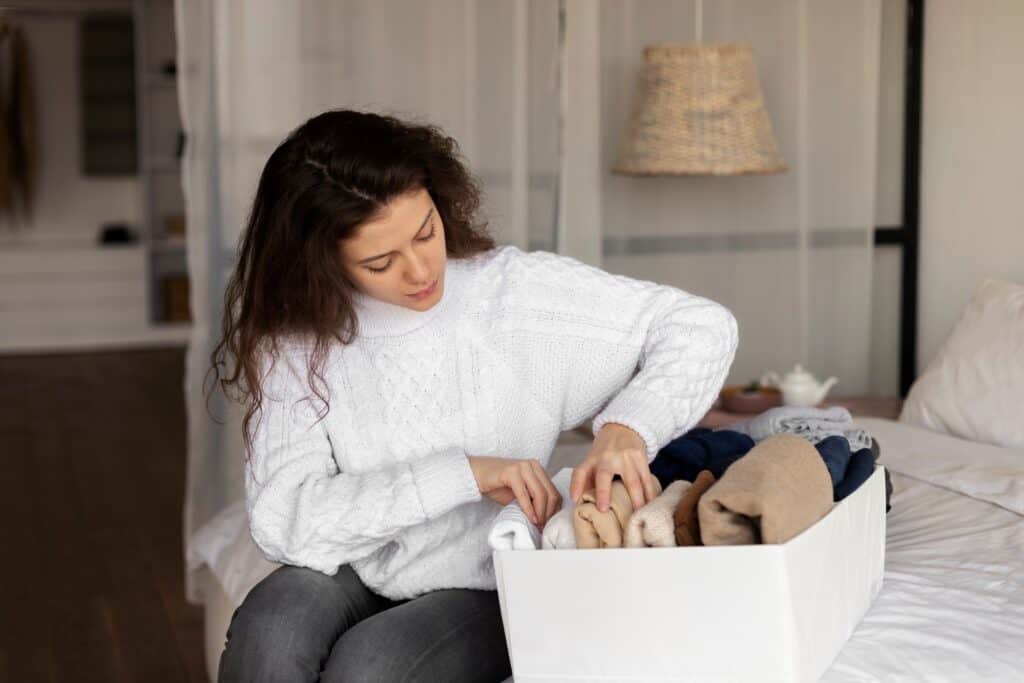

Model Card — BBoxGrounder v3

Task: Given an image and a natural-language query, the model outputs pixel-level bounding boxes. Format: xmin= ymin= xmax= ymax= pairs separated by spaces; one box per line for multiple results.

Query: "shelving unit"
xmin=133 ymin=0 xmax=190 ymax=333
xmin=0 ymin=0 xmax=191 ymax=354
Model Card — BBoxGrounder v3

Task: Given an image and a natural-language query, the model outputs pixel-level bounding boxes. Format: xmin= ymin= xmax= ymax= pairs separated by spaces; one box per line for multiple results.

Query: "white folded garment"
xmin=488 ymin=502 xmax=543 ymax=550
xmin=489 ymin=468 xmax=575 ymax=551
xmin=541 ymin=506 xmax=577 ymax=549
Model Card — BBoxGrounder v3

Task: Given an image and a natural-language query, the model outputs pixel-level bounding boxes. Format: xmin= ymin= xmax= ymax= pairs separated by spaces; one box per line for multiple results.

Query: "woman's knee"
xmin=322 ymin=588 xmax=511 ymax=683
xmin=218 ymin=564 xmax=385 ymax=683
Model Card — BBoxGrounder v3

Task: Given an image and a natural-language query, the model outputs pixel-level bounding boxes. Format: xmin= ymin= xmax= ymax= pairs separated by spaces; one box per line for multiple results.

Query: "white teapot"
xmin=760 ymin=364 xmax=837 ymax=407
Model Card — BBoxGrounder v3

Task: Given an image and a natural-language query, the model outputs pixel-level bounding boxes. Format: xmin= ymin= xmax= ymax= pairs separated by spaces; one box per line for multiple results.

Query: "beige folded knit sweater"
xmin=574 ymin=480 xmax=654 ymax=549
xmin=625 ymin=479 xmax=685 ymax=547
xmin=697 ymin=433 xmax=833 ymax=545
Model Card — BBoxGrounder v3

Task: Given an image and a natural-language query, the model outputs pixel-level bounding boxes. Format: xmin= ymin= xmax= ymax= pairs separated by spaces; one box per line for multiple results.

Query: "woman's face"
xmin=339 ymin=187 xmax=447 ymax=311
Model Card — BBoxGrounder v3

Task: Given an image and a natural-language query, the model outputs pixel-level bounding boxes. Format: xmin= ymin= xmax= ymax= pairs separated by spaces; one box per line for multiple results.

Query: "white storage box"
xmin=494 ymin=466 xmax=887 ymax=682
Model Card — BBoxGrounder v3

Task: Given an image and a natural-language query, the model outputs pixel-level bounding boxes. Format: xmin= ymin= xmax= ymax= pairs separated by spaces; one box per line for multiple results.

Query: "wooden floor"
xmin=0 ymin=348 xmax=208 ymax=683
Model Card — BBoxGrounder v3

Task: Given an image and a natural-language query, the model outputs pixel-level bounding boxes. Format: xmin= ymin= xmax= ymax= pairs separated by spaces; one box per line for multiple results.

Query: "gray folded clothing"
xmin=698 ymin=433 xmax=834 ymax=545
xmin=721 ymin=405 xmax=873 ymax=452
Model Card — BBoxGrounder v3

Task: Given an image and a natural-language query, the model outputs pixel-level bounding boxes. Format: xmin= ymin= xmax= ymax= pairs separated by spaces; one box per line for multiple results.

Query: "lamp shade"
xmin=613 ymin=44 xmax=787 ymax=176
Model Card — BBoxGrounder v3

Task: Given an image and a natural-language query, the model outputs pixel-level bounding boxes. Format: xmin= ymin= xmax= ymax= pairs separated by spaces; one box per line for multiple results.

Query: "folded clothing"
xmin=488 ymin=502 xmax=542 ymax=551
xmin=489 ymin=468 xmax=575 ymax=551
xmin=698 ymin=433 xmax=834 ymax=545
xmin=673 ymin=470 xmax=716 ymax=546
xmin=816 ymin=434 xmax=890 ymax=507
xmin=814 ymin=435 xmax=854 ymax=487
xmin=575 ymin=478 xmax=663 ymax=549
xmin=722 ymin=405 xmax=873 ymax=452
xmin=649 ymin=428 xmax=754 ymax=489
xmin=542 ymin=506 xmax=577 ymax=549
xmin=625 ymin=480 xmax=691 ymax=548
xmin=834 ymin=446 xmax=876 ymax=502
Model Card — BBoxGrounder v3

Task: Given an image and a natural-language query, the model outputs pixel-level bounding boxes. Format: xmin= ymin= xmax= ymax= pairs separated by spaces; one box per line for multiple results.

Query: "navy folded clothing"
xmin=814 ymin=435 xmax=854 ymax=487
xmin=834 ymin=447 xmax=876 ymax=502
xmin=650 ymin=428 xmax=755 ymax=488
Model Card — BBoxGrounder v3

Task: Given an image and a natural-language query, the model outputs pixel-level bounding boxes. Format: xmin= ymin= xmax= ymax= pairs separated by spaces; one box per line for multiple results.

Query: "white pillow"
xmin=899 ymin=278 xmax=1024 ymax=449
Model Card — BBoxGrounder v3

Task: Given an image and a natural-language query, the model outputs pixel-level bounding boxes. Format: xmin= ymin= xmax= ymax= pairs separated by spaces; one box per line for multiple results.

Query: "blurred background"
xmin=0 ymin=0 xmax=1021 ymax=681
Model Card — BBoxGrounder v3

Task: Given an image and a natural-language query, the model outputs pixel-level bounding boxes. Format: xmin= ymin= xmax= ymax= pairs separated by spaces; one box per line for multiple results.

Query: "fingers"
xmin=487 ymin=487 xmax=516 ymax=506
xmin=642 ymin=471 xmax=660 ymax=504
xmin=619 ymin=461 xmax=647 ymax=512
xmin=530 ymin=460 xmax=562 ymax=526
xmin=627 ymin=452 xmax=660 ymax=508
xmin=570 ymin=463 xmax=594 ymax=505
xmin=595 ymin=467 xmax=615 ymax=512
xmin=518 ymin=461 xmax=551 ymax=526
xmin=508 ymin=474 xmax=537 ymax=525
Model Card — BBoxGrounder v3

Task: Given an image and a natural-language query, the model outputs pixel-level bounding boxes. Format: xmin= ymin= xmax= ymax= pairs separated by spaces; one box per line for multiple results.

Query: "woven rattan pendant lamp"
xmin=613 ymin=2 xmax=786 ymax=176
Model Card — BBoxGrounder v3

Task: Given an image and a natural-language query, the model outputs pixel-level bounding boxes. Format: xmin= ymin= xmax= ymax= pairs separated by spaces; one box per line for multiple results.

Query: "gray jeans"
xmin=218 ymin=564 xmax=512 ymax=682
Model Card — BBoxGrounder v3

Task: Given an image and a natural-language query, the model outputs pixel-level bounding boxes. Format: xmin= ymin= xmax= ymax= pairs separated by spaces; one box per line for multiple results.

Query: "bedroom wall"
xmin=916 ymin=0 xmax=1024 ymax=373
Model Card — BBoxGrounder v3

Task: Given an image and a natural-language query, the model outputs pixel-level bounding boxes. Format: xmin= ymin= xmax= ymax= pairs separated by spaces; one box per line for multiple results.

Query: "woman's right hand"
xmin=467 ymin=456 xmax=562 ymax=528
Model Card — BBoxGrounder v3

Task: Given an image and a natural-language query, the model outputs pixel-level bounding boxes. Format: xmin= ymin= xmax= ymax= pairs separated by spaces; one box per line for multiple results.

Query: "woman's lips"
xmin=408 ymin=278 xmax=437 ymax=299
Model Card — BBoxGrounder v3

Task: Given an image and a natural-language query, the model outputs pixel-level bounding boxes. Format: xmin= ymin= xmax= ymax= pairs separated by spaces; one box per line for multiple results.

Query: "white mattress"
xmin=194 ymin=418 xmax=1024 ymax=681
xmin=823 ymin=417 xmax=1024 ymax=681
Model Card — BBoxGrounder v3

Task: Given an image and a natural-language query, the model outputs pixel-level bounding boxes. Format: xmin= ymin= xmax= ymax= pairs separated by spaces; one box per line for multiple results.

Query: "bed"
xmin=191 ymin=415 xmax=1024 ymax=682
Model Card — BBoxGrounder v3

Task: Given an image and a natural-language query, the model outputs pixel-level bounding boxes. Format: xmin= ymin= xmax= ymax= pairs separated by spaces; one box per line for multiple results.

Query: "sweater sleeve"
xmin=588 ymin=286 xmax=738 ymax=461
xmin=244 ymin=348 xmax=483 ymax=575
xmin=506 ymin=248 xmax=738 ymax=462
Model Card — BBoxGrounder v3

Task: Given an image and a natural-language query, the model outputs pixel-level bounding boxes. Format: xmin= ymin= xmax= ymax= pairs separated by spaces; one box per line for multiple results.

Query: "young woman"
xmin=211 ymin=109 xmax=738 ymax=682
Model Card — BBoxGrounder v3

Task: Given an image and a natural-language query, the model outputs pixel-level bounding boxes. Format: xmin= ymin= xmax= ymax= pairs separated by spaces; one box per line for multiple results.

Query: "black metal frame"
xmin=873 ymin=0 xmax=924 ymax=397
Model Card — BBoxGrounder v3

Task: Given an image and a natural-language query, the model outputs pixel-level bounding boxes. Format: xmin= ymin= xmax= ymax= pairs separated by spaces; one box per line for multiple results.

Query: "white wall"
xmin=916 ymin=0 xmax=1024 ymax=372
xmin=0 ymin=3 xmax=140 ymax=247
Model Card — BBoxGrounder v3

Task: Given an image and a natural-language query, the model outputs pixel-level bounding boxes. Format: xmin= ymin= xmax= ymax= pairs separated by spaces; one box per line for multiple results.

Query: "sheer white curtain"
xmin=593 ymin=0 xmax=881 ymax=392
xmin=177 ymin=0 xmax=561 ymax=604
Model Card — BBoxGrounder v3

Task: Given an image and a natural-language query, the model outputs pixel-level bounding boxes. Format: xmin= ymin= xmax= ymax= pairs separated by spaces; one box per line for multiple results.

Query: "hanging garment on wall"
xmin=0 ymin=18 xmax=36 ymax=223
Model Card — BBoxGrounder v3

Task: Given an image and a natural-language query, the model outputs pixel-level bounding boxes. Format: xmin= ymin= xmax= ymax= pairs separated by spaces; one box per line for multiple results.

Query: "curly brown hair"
xmin=206 ymin=109 xmax=496 ymax=459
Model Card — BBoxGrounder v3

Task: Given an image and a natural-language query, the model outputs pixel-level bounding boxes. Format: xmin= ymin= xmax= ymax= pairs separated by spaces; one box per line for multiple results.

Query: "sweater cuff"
xmin=592 ymin=386 xmax=680 ymax=462
xmin=410 ymin=449 xmax=483 ymax=519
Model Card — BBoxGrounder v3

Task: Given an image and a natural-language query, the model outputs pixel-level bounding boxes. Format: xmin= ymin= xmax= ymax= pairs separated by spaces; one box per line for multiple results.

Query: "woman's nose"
xmin=405 ymin=253 xmax=430 ymax=283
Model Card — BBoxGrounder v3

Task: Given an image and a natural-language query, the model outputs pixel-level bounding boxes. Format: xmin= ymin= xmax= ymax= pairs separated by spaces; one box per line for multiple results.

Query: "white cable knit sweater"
xmin=245 ymin=244 xmax=738 ymax=599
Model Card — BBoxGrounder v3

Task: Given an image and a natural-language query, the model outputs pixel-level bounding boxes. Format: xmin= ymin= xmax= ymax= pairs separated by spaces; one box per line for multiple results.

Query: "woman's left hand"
xmin=569 ymin=423 xmax=661 ymax=512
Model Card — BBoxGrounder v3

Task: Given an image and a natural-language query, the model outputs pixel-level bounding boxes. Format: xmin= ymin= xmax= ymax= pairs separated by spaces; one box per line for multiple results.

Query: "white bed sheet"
xmin=190 ymin=418 xmax=1024 ymax=681
xmin=822 ymin=417 xmax=1024 ymax=682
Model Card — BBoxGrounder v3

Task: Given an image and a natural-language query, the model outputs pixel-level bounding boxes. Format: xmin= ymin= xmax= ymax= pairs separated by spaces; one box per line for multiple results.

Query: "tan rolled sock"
xmin=698 ymin=433 xmax=834 ymax=545
xmin=673 ymin=470 xmax=716 ymax=546
xmin=574 ymin=480 xmax=635 ymax=549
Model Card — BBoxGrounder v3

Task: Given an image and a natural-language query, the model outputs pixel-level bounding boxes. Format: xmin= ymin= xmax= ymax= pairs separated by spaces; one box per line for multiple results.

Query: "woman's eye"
xmin=366 ymin=221 xmax=435 ymax=273
xmin=417 ymin=222 xmax=436 ymax=242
